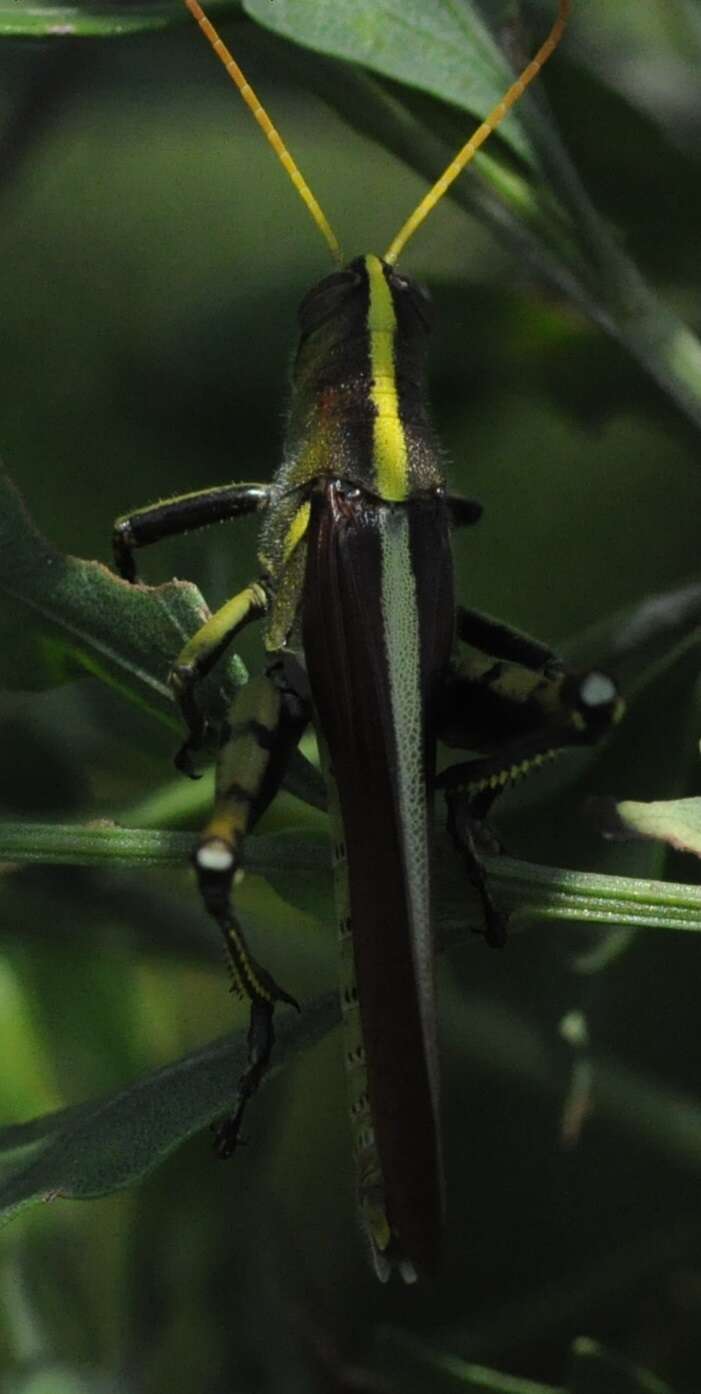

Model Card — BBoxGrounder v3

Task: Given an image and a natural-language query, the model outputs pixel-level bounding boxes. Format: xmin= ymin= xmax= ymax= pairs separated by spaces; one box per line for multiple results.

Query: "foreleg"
xmin=113 ymin=481 xmax=269 ymax=582
xmin=169 ymin=581 xmax=269 ymax=772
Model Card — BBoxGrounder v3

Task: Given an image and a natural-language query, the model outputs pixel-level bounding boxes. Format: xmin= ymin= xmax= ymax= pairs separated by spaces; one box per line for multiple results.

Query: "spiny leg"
xmin=447 ymin=604 xmax=569 ymax=931
xmin=195 ymin=663 xmax=310 ymax=1155
xmin=169 ymin=581 xmax=269 ymax=773
xmin=113 ymin=481 xmax=269 ymax=582
xmin=444 ymin=782 xmax=506 ymax=948
xmin=211 ymin=914 xmax=299 ymax=1159
xmin=441 ymin=731 xmax=565 ymax=949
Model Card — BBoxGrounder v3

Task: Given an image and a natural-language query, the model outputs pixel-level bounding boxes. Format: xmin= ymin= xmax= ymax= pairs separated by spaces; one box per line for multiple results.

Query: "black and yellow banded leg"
xmin=194 ymin=666 xmax=309 ymax=1153
xmin=437 ymin=646 xmax=622 ymax=760
xmin=436 ymin=652 xmax=623 ymax=946
xmin=170 ymin=581 xmax=269 ymax=773
xmin=113 ymin=481 xmax=269 ymax=582
xmin=195 ymin=666 xmax=309 ymax=904
xmin=438 ymin=664 xmax=622 ymax=817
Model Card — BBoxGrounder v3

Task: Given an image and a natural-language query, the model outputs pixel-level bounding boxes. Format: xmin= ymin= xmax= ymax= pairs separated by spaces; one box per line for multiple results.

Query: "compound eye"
xmin=298 ymin=268 xmax=363 ymax=334
xmin=412 ymin=279 xmax=432 ymax=309
xmin=388 ymin=270 xmax=433 ymax=330
xmin=577 ymin=671 xmax=618 ymax=710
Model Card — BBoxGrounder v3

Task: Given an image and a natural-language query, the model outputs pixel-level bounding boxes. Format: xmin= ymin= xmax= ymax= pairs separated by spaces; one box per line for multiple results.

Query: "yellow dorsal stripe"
xmin=366 ymin=255 xmax=409 ymax=502
xmin=184 ymin=0 xmax=343 ymax=266
xmin=384 ymin=0 xmax=570 ymax=265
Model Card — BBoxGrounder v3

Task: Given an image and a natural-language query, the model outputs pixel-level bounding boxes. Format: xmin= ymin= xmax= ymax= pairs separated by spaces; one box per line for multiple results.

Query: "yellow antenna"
xmin=384 ymin=0 xmax=570 ymax=265
xmin=184 ymin=0 xmax=343 ymax=266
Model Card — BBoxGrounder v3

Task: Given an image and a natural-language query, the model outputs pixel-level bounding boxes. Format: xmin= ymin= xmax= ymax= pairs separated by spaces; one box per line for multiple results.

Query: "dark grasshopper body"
xmin=114 ymin=253 xmax=622 ymax=1280
xmin=112 ymin=0 xmax=614 ymax=1284
xmin=305 ymin=486 xmax=452 ymax=1276
xmin=261 ymin=254 xmax=456 ymax=1277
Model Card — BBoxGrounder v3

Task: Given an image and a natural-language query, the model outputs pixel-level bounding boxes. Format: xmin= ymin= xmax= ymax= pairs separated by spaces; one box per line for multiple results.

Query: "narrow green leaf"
xmin=374 ymin=1329 xmax=564 ymax=1393
xmin=0 ymin=0 xmax=241 ymax=40
xmin=569 ymin=1338 xmax=678 ymax=1394
xmin=8 ymin=1369 xmax=107 ymax=1394
xmin=0 ymin=994 xmax=336 ymax=1224
xmin=6 ymin=976 xmax=701 ymax=1260
xmin=0 ymin=468 xmax=245 ymax=725
xmin=5 ymin=823 xmax=701 ymax=936
xmin=0 ymin=821 xmax=328 ymax=873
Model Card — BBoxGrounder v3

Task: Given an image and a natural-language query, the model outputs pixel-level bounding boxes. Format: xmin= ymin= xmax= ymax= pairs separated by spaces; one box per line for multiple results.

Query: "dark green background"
xmin=1 ymin=3 xmax=701 ymax=1391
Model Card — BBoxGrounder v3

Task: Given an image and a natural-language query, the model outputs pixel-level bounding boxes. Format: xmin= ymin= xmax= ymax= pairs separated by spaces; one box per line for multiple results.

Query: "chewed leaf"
xmin=598 ymin=796 xmax=701 ymax=859
xmin=0 ymin=467 xmax=246 ymax=725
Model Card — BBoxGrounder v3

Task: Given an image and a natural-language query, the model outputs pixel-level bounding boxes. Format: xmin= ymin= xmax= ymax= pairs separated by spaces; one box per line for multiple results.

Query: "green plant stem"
xmin=494 ymin=857 xmax=701 ymax=934
xmin=3 ymin=821 xmax=701 ymax=934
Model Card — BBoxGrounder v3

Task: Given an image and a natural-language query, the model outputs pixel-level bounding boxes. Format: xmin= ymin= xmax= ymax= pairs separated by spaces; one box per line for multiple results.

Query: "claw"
xmin=211 ymin=1116 xmax=248 ymax=1158
xmin=174 ymin=744 xmax=202 ymax=779
xmin=278 ymin=988 xmax=301 ymax=1013
xmin=174 ymin=727 xmax=212 ymax=778
xmin=481 ymin=903 xmax=508 ymax=949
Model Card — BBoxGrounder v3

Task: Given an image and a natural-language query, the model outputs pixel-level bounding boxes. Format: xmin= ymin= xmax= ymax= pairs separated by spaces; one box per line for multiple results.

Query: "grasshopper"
xmin=113 ymin=0 xmax=621 ymax=1281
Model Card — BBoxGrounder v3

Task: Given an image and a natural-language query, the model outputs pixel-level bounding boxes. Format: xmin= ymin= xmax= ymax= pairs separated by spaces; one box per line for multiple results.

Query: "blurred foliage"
xmin=1 ymin=1 xmax=701 ymax=1392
